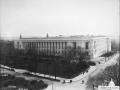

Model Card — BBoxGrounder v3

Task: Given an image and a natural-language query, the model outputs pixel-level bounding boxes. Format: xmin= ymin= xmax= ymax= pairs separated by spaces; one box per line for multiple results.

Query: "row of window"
xmin=16 ymin=42 xmax=21 ymax=49
xmin=23 ymin=42 xmax=67 ymax=49
xmin=17 ymin=41 xmax=90 ymax=50
xmin=72 ymin=42 xmax=89 ymax=49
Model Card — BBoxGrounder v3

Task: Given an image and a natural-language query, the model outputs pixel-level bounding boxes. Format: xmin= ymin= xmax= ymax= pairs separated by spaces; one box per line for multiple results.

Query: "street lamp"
xmin=93 ymin=84 xmax=95 ymax=90
xmin=2 ymin=68 xmax=4 ymax=76
xmin=52 ymin=81 xmax=54 ymax=90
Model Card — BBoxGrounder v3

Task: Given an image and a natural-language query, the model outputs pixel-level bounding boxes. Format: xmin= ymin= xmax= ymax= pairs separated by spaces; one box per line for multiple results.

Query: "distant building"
xmin=14 ymin=34 xmax=111 ymax=58
xmin=108 ymin=79 xmax=115 ymax=86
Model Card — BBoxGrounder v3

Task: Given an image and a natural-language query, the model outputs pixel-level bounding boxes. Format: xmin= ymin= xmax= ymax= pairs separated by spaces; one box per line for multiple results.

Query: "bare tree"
xmin=63 ymin=46 xmax=90 ymax=78
xmin=111 ymin=39 xmax=119 ymax=52
xmin=86 ymin=62 xmax=119 ymax=90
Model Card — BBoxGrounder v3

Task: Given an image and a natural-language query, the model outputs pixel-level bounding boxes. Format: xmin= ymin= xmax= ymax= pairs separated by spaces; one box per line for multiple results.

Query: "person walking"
xmin=81 ymin=80 xmax=84 ymax=84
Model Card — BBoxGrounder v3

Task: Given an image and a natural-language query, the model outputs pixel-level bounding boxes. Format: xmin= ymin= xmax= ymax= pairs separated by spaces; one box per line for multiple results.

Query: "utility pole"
xmin=52 ymin=81 xmax=54 ymax=90
xmin=3 ymin=68 xmax=4 ymax=76
xmin=93 ymin=84 xmax=94 ymax=90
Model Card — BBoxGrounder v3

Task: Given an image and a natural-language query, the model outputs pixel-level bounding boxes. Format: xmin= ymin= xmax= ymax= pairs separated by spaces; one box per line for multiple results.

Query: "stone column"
xmin=50 ymin=42 xmax=51 ymax=49
xmin=55 ymin=42 xmax=57 ymax=49
xmin=60 ymin=42 xmax=62 ymax=50
xmin=43 ymin=42 xmax=44 ymax=49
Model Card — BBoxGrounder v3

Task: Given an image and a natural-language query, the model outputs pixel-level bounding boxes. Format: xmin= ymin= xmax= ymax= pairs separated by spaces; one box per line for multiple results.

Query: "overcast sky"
xmin=0 ymin=0 xmax=119 ymax=38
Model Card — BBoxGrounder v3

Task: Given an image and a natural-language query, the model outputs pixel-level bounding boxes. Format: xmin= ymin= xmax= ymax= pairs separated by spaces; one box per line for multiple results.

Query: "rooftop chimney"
xmin=46 ymin=34 xmax=49 ymax=38
xmin=20 ymin=34 xmax=22 ymax=39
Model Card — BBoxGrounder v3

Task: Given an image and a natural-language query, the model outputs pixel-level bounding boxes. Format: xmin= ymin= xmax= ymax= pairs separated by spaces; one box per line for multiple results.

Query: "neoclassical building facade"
xmin=14 ymin=35 xmax=111 ymax=59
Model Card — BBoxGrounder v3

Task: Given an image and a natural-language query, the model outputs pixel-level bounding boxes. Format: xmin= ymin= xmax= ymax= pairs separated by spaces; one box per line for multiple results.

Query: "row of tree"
xmin=24 ymin=46 xmax=90 ymax=79
xmin=0 ymin=76 xmax=48 ymax=90
xmin=111 ymin=39 xmax=119 ymax=52
xmin=86 ymin=56 xmax=119 ymax=90
xmin=0 ymin=40 xmax=91 ymax=79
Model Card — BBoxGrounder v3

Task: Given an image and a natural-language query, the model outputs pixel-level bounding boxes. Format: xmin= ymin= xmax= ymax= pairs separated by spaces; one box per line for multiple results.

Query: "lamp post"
xmin=52 ymin=81 xmax=54 ymax=90
xmin=2 ymin=67 xmax=4 ymax=76
xmin=93 ymin=84 xmax=95 ymax=90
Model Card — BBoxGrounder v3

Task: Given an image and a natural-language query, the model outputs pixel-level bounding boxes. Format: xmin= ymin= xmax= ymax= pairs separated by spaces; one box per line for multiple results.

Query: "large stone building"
xmin=14 ymin=35 xmax=111 ymax=59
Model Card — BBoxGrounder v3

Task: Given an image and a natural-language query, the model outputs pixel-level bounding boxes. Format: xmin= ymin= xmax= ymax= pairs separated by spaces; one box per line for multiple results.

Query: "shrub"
xmin=1 ymin=77 xmax=48 ymax=90
xmin=86 ymin=63 xmax=119 ymax=90
xmin=87 ymin=61 xmax=96 ymax=66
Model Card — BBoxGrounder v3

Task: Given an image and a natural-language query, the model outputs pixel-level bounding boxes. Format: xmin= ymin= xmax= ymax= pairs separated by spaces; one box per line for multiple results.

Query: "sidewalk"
xmin=44 ymin=66 xmax=96 ymax=90
xmin=20 ymin=66 xmax=96 ymax=83
xmin=95 ymin=52 xmax=119 ymax=65
xmin=60 ymin=52 xmax=119 ymax=82
xmin=14 ymin=69 xmax=28 ymax=73
xmin=60 ymin=66 xmax=96 ymax=83
xmin=90 ymin=52 xmax=119 ymax=65
xmin=96 ymin=52 xmax=119 ymax=66
xmin=91 ymin=57 xmax=105 ymax=62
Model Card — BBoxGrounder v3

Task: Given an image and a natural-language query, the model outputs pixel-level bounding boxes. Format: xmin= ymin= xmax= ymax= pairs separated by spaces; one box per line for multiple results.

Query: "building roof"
xmin=15 ymin=35 xmax=107 ymax=41
xmin=16 ymin=35 xmax=107 ymax=41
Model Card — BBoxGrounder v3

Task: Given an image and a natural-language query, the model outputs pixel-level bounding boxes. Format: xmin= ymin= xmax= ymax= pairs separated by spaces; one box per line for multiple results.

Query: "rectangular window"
xmin=42 ymin=42 xmax=43 ymax=48
xmin=17 ymin=42 xmax=19 ymax=48
xmin=37 ymin=42 xmax=38 ymax=48
xmin=56 ymin=42 xmax=57 ymax=49
xmin=47 ymin=42 xmax=48 ymax=49
xmin=44 ymin=42 xmax=46 ymax=48
xmin=62 ymin=42 xmax=63 ymax=49
xmin=53 ymin=42 xmax=54 ymax=49
xmin=73 ymin=42 xmax=76 ymax=49
xmin=39 ymin=42 xmax=40 ymax=48
xmin=50 ymin=42 xmax=51 ymax=49
xmin=94 ymin=41 xmax=96 ymax=49
xmin=65 ymin=42 xmax=67 ymax=49
xmin=59 ymin=42 xmax=60 ymax=49
xmin=85 ymin=42 xmax=89 ymax=49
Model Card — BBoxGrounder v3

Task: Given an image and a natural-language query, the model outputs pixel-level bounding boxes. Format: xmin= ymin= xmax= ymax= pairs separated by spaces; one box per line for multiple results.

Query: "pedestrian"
xmin=62 ymin=80 xmax=65 ymax=84
xmin=81 ymin=80 xmax=84 ymax=84
xmin=70 ymin=80 xmax=72 ymax=83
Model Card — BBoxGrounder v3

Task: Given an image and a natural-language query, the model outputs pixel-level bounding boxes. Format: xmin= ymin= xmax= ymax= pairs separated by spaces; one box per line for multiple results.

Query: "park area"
xmin=0 ymin=74 xmax=48 ymax=90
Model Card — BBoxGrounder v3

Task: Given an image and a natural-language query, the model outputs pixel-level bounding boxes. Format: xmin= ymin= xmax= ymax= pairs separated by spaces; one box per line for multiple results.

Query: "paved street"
xmin=0 ymin=68 xmax=52 ymax=84
xmin=45 ymin=53 xmax=119 ymax=90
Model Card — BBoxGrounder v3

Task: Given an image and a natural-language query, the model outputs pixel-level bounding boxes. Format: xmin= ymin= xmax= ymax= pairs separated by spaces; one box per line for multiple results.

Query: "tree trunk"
xmin=13 ymin=58 xmax=17 ymax=68
xmin=6 ymin=57 xmax=8 ymax=65
xmin=67 ymin=66 xmax=70 ymax=78
xmin=34 ymin=60 xmax=37 ymax=72
xmin=47 ymin=64 xmax=49 ymax=74
xmin=54 ymin=66 xmax=57 ymax=80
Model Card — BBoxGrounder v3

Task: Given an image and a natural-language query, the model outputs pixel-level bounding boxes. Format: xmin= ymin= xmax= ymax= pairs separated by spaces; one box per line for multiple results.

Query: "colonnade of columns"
xmin=22 ymin=41 xmax=68 ymax=55
xmin=14 ymin=37 xmax=111 ymax=58
xmin=23 ymin=41 xmax=67 ymax=49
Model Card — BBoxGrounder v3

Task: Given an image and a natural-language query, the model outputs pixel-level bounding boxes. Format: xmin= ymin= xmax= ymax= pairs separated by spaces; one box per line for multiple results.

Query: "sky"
xmin=0 ymin=0 xmax=119 ymax=38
